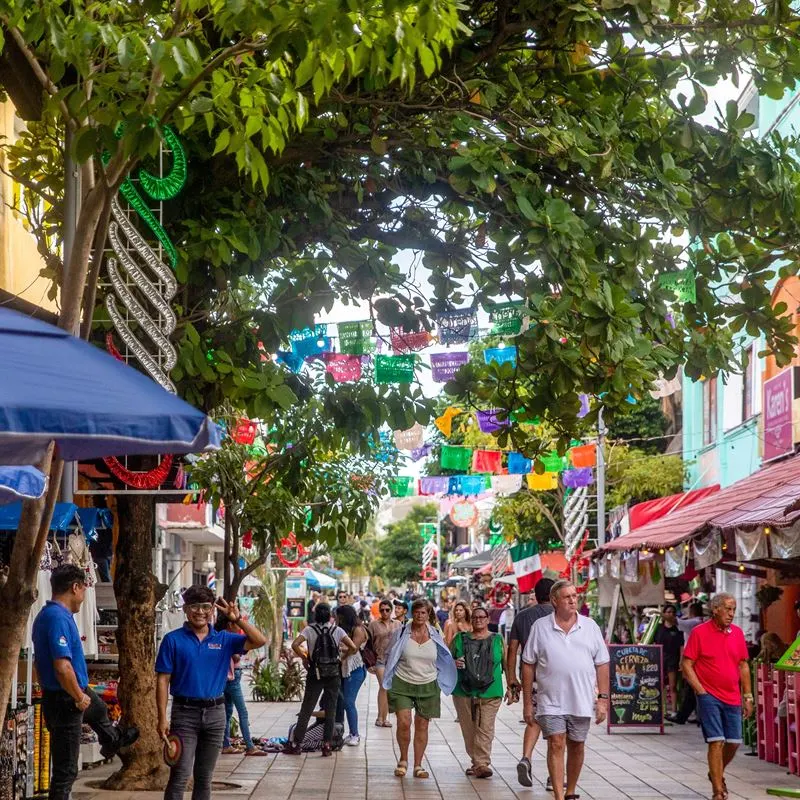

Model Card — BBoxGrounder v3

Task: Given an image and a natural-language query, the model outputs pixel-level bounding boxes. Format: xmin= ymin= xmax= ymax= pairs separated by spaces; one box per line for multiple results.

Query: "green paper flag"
xmin=389 ymin=476 xmax=415 ymax=497
xmin=337 ymin=320 xmax=375 ymax=355
xmin=540 ymin=451 xmax=565 ymax=472
xmin=657 ymin=269 xmax=696 ymax=303
xmin=440 ymin=445 xmax=473 ymax=471
xmin=490 ymin=301 xmax=527 ymax=335
xmin=374 ymin=354 xmax=416 ymax=384
xmin=419 ymin=523 xmax=437 ymax=540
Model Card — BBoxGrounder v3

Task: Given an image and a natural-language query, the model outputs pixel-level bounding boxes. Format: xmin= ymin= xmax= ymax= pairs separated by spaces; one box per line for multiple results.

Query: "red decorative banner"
xmin=103 ymin=454 xmax=174 ymax=489
xmin=390 ymin=327 xmax=433 ymax=353
xmin=471 ymin=449 xmax=503 ymax=474
xmin=322 ymin=353 xmax=363 ymax=382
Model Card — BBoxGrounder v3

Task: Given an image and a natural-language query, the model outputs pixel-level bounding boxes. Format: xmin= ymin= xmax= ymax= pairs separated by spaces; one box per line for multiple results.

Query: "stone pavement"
xmin=74 ymin=676 xmax=800 ymax=800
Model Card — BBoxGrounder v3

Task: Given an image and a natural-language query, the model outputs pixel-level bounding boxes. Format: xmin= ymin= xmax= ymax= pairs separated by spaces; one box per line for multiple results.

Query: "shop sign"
xmin=764 ymin=369 xmax=794 ymax=462
xmin=285 ymin=574 xmax=307 ymax=599
xmin=286 ymin=598 xmax=306 ymax=619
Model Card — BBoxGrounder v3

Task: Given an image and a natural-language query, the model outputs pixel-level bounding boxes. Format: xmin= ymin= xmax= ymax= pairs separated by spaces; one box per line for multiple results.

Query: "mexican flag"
xmin=510 ymin=541 xmax=542 ymax=593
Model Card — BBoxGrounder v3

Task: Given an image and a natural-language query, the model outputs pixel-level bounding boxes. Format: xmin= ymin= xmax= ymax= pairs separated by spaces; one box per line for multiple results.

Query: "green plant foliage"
xmin=606 ymin=394 xmax=672 ymax=455
xmin=250 ymin=650 xmax=305 ymax=702
xmin=374 ymin=503 xmax=440 ymax=585
xmin=606 ymin=445 xmax=685 ymax=508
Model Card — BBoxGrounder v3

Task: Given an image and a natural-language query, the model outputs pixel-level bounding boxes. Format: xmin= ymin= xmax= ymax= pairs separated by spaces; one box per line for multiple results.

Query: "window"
xmin=703 ymin=377 xmax=717 ymax=445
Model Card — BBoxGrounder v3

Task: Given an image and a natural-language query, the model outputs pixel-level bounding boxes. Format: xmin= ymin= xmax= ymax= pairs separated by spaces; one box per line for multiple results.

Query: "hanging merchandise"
xmin=232 ymin=418 xmax=257 ymax=445
xmin=448 ymin=475 xmax=485 ymax=496
xmin=374 ymin=354 xmax=416 ymax=384
xmin=390 ymin=326 xmax=433 ymax=353
xmin=440 ymin=444 xmax=473 ymax=471
xmin=436 ymin=308 xmax=479 ymax=345
xmin=475 ymin=408 xmax=510 ymax=433
xmin=435 ymin=406 xmax=463 ymax=437
xmin=103 ymin=453 xmax=174 ymax=489
xmin=322 ymin=353 xmax=363 ymax=382
xmin=562 ymin=467 xmax=594 ymax=488
xmin=276 ymin=350 xmax=304 ymax=372
xmin=449 ymin=500 xmax=479 ymax=527
xmin=489 ymin=301 xmax=528 ymax=335
xmin=658 ymin=268 xmax=696 ymax=303
xmin=526 ymin=472 xmax=558 ymax=491
xmin=483 ymin=345 xmax=517 ymax=368
xmin=507 ymin=452 xmax=532 ymax=474
xmin=430 ymin=351 xmax=469 ymax=382
xmin=337 ymin=320 xmax=375 ymax=355
xmin=419 ymin=476 xmax=450 ymax=495
xmin=393 ymin=422 xmax=425 ymax=451
xmin=692 ymin=532 xmax=722 ymax=569
xmin=569 ymin=443 xmax=596 ymax=468
xmin=410 ymin=443 xmax=433 ymax=462
xmin=471 ymin=449 xmax=503 ymax=474
xmin=664 ymin=547 xmax=685 ymax=578
xmin=578 ymin=393 xmax=591 ymax=418
xmin=540 ymin=451 xmax=565 ymax=472
xmin=491 ymin=474 xmax=523 ymax=494
xmin=389 ymin=476 xmax=415 ymax=497
xmin=623 ymin=551 xmax=639 ymax=582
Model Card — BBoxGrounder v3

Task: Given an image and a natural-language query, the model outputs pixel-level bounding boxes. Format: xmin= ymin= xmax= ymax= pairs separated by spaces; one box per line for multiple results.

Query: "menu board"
xmin=608 ymin=644 xmax=664 ymax=733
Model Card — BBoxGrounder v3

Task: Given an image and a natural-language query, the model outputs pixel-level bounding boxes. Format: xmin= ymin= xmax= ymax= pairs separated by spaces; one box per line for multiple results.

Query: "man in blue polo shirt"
xmin=32 ymin=564 xmax=139 ymax=800
xmin=156 ymin=585 xmax=267 ymax=800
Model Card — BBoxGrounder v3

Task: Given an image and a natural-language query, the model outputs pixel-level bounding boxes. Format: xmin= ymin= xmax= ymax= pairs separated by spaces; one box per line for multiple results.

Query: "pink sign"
xmin=764 ymin=369 xmax=794 ymax=462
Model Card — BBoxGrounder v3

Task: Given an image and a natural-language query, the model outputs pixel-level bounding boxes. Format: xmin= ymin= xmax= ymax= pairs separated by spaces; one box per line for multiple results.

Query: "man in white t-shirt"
xmin=522 ymin=580 xmax=609 ymax=800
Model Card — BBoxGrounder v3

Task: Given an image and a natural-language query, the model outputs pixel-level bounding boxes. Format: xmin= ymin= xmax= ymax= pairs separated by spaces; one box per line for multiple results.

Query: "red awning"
xmin=629 ymin=486 xmax=721 ymax=530
xmin=474 ymin=551 xmax=568 ymax=575
xmin=597 ymin=454 xmax=800 ymax=553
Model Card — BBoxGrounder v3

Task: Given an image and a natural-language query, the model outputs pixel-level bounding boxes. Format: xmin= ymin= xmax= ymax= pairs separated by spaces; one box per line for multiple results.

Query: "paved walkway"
xmin=74 ymin=677 xmax=800 ymax=800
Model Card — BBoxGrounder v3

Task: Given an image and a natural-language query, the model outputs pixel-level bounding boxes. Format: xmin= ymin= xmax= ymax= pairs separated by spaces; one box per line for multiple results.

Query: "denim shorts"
xmin=536 ymin=714 xmax=591 ymax=742
xmin=696 ymin=692 xmax=743 ymax=744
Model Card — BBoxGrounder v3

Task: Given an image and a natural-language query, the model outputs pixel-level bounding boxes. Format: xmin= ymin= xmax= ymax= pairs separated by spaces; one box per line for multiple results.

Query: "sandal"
xmin=381 ymin=720 xmax=393 ymax=727
xmin=414 ymin=766 xmax=429 ymax=779
xmin=321 ymin=742 xmax=332 ymax=757
xmin=244 ymin=748 xmax=268 ymax=756
xmin=465 ymin=767 xmax=475 ymax=776
xmin=565 ymin=795 xmax=580 ymax=800
xmin=708 ymin=772 xmax=728 ymax=799
xmin=221 ymin=746 xmax=243 ymax=754
xmin=394 ymin=760 xmax=408 ymax=777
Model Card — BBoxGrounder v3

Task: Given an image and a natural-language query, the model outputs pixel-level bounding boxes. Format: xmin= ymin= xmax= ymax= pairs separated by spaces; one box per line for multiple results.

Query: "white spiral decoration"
xmin=563 ymin=486 xmax=589 ymax=558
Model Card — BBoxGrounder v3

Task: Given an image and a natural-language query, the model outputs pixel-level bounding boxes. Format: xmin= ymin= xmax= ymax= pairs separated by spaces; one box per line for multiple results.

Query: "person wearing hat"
xmin=156 ymin=586 xmax=267 ymax=800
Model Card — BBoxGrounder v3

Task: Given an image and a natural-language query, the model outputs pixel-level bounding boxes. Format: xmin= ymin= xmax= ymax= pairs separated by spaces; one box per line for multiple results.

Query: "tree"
xmin=606 ymin=394 xmax=671 ymax=455
xmin=374 ymin=504 xmax=439 ymax=586
xmin=606 ymin=445 xmax=684 ymax=508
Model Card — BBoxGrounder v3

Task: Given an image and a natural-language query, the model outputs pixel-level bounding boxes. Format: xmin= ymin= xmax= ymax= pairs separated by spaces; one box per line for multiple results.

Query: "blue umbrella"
xmin=0 ymin=466 xmax=46 ymax=504
xmin=0 ymin=308 xmax=220 ymax=465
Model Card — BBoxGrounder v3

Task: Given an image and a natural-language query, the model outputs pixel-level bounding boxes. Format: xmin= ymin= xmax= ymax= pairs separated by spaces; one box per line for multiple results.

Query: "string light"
xmin=764 ymin=526 xmax=772 ymax=535
xmin=658 ymin=548 xmax=665 ymax=555
xmin=684 ymin=544 xmax=690 ymax=552
xmin=738 ymin=564 xmax=745 ymax=572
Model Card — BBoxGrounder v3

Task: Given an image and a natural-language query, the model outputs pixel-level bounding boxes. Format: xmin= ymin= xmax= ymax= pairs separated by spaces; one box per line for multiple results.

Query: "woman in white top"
xmin=383 ymin=598 xmax=457 ymax=779
xmin=335 ymin=605 xmax=368 ymax=746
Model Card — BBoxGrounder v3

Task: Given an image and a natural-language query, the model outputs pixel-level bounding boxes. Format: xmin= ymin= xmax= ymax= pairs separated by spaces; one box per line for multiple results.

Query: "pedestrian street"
xmin=72 ymin=679 xmax=800 ymax=800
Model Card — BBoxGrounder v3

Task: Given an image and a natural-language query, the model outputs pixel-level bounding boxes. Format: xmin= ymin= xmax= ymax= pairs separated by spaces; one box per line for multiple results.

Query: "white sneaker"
xmin=344 ymin=734 xmax=360 ymax=746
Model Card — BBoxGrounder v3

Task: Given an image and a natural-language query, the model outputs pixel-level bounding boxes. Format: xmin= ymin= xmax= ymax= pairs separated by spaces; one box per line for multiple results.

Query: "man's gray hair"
xmin=709 ymin=592 xmax=736 ymax=611
xmin=550 ymin=579 xmax=575 ymax=602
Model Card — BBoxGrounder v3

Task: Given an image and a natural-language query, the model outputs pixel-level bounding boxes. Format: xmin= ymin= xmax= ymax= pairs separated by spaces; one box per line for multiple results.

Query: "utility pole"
xmin=596 ymin=407 xmax=606 ymax=547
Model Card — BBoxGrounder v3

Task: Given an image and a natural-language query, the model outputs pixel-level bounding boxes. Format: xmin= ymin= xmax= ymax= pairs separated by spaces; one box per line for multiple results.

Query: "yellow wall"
xmin=0 ymin=100 xmax=56 ymax=311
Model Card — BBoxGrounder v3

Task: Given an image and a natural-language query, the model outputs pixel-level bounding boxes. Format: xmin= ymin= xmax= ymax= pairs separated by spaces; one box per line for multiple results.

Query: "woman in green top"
xmin=450 ymin=606 xmax=510 ymax=778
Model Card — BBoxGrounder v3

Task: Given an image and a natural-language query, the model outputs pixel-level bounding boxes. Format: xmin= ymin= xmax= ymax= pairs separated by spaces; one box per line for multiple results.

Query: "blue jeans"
xmin=223 ymin=669 xmax=253 ymax=749
xmin=696 ymin=692 xmax=743 ymax=744
xmin=336 ymin=665 xmax=366 ymax=736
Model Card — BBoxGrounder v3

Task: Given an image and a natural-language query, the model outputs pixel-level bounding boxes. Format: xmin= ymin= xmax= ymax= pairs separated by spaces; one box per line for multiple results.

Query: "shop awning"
xmin=475 ymin=551 xmax=568 ymax=576
xmin=629 ymin=486 xmax=721 ymax=530
xmin=596 ymin=454 xmax=800 ymax=554
xmin=0 ymin=501 xmax=77 ymax=531
xmin=452 ymin=550 xmax=492 ymax=570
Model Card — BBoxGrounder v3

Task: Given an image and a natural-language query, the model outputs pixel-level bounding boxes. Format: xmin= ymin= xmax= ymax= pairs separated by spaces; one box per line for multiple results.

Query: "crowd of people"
xmin=30 ymin=565 xmax=757 ymax=800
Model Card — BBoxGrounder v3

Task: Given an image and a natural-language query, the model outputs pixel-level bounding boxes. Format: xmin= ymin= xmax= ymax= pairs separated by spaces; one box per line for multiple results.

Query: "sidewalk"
xmin=74 ymin=676 xmax=800 ymax=800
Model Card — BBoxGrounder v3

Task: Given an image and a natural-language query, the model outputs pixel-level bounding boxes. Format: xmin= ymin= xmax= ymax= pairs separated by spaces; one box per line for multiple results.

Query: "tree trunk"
xmin=104 ymin=495 xmax=168 ymax=790
xmin=268 ymin=573 xmax=286 ymax=664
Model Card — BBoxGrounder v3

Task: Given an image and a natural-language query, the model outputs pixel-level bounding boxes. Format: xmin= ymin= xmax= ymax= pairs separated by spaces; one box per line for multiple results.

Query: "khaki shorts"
xmin=387 ymin=676 xmax=441 ymax=719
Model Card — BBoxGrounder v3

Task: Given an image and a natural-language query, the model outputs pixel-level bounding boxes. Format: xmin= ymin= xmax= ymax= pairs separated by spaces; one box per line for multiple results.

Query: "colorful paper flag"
xmin=440 ymin=445 xmax=473 ymax=471
xmin=322 ymin=353 xmax=363 ymax=382
xmin=276 ymin=350 xmax=304 ymax=372
xmin=658 ymin=268 xmax=696 ymax=303
xmin=435 ymin=406 xmax=463 ymax=438
xmin=374 ymin=354 xmax=416 ymax=384
xmin=489 ymin=301 xmax=528 ymax=335
xmin=391 ymin=326 xmax=433 ymax=353
xmin=389 ymin=476 xmax=415 ymax=497
xmin=484 ymin=346 xmax=517 ymax=368
xmin=393 ymin=423 xmax=425 ymax=451
xmin=430 ymin=351 xmax=469 ymax=382
xmin=540 ymin=451 xmax=566 ymax=472
xmin=569 ymin=443 xmax=596 ymax=468
xmin=526 ymin=472 xmax=559 ymax=491
xmin=448 ymin=475 xmax=485 ymax=496
xmin=472 ymin=449 xmax=503 ymax=474
xmin=419 ymin=476 xmax=450 ymax=495
xmin=410 ymin=443 xmax=432 ymax=462
xmin=491 ymin=474 xmax=523 ymax=495
xmin=510 ymin=540 xmax=542 ymax=593
xmin=507 ymin=452 xmax=532 ymax=474
xmin=436 ymin=308 xmax=478 ymax=345
xmin=476 ymin=409 xmax=509 ymax=433
xmin=562 ymin=467 xmax=594 ymax=488
xmin=337 ymin=320 xmax=375 ymax=355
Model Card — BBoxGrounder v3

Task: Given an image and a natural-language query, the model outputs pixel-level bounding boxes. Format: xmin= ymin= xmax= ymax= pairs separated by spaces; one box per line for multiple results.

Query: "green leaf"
xmin=418 ymin=45 xmax=436 ymax=78
xmin=516 ymin=195 xmax=536 ymax=221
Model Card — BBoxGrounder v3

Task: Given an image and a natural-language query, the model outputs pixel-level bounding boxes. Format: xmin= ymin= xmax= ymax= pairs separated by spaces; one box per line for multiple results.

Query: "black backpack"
xmin=460 ymin=634 xmax=496 ymax=694
xmin=310 ymin=624 xmax=341 ymax=679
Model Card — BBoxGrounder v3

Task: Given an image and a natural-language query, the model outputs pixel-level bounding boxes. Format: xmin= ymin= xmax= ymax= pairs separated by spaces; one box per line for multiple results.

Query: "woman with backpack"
xmin=383 ymin=598 xmax=457 ymax=780
xmin=284 ymin=603 xmax=357 ymax=757
xmin=450 ymin=604 xmax=509 ymax=778
xmin=335 ymin=605 xmax=368 ymax=746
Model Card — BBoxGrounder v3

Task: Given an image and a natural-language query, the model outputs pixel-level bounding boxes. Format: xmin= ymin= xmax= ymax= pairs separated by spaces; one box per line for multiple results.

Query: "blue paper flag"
xmin=507 ymin=452 xmax=532 ymax=474
xmin=484 ymin=346 xmax=517 ymax=367
xmin=448 ymin=475 xmax=485 ymax=496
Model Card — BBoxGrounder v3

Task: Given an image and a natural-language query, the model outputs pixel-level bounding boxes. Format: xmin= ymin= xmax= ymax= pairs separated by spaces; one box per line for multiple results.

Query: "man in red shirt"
xmin=681 ymin=593 xmax=753 ymax=800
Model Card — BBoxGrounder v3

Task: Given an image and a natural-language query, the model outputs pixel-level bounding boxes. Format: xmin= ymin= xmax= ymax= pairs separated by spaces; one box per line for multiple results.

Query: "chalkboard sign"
xmin=607 ymin=644 xmax=664 ymax=733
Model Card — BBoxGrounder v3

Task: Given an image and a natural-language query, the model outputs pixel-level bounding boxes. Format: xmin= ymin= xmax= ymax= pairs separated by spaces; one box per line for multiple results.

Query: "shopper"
xmin=436 ymin=598 xmax=450 ymax=629
xmin=284 ymin=603 xmax=357 ymax=756
xmin=216 ymin=614 xmax=265 ymax=756
xmin=522 ymin=580 xmax=609 ymax=800
xmin=444 ymin=600 xmax=472 ymax=646
xmin=653 ymin=604 xmax=684 ymax=714
xmin=335 ymin=589 xmax=350 ymax=609
xmin=33 ymin=564 xmax=139 ymax=800
xmin=507 ymin=577 xmax=555 ymax=788
xmin=681 ymin=592 xmax=754 ymax=800
xmin=155 ymin=587 xmax=266 ymax=800
xmin=306 ymin=591 xmax=321 ymax=624
xmin=450 ymin=605 xmax=509 ymax=778
xmin=335 ymin=605 xmax=368 ymax=746
xmin=384 ymin=598 xmax=457 ymax=779
xmin=368 ymin=599 xmax=401 ymax=727
xmin=394 ymin=598 xmax=409 ymax=623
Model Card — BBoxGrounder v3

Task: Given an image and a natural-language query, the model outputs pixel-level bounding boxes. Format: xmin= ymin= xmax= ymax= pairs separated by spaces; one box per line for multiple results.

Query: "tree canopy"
xmin=374 ymin=503 xmax=439 ymax=585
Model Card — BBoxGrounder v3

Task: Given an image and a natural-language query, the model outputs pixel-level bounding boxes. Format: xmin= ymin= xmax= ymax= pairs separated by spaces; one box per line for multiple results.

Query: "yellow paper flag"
xmin=526 ymin=472 xmax=558 ymax=491
xmin=435 ymin=406 xmax=463 ymax=438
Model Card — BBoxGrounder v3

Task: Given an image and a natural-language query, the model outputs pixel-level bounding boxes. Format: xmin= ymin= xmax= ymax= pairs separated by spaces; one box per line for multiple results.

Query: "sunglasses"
xmin=380 ymin=606 xmax=392 ymax=612
xmin=186 ymin=603 xmax=214 ymax=613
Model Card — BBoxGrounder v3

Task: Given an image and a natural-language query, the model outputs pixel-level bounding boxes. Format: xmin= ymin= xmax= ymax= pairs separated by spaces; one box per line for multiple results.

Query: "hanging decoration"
xmin=440 ymin=444 xmax=473 ymax=471
xmin=658 ymin=268 xmax=696 ymax=303
xmin=449 ymin=500 xmax=479 ymax=527
xmin=569 ymin=443 xmax=596 ymax=468
xmin=103 ymin=453 xmax=174 ymax=489
xmin=393 ymin=422 xmax=425 ymax=451
xmin=337 ymin=320 xmax=375 ymax=355
xmin=507 ymin=452 xmax=532 ymax=474
xmin=526 ymin=472 xmax=558 ymax=491
xmin=374 ymin=354 xmax=416 ymax=384
xmin=322 ymin=353 xmax=363 ymax=382
xmin=430 ymin=351 xmax=469 ymax=382
xmin=471 ymin=449 xmax=503 ymax=474
xmin=491 ymin=474 xmax=523 ymax=494
xmin=276 ymin=532 xmax=310 ymax=568
xmin=291 ymin=326 xmax=332 ymax=360
xmin=371 ymin=431 xmax=397 ymax=463
xmin=577 ymin=393 xmax=591 ymax=419
xmin=562 ymin=467 xmax=594 ymax=488
xmin=483 ymin=346 xmax=517 ymax=368
xmin=563 ymin=486 xmax=589 ymax=557
xmin=410 ymin=443 xmax=433 ymax=462
xmin=491 ymin=541 xmax=510 ymax=579
xmin=448 ymin=475 xmax=485 ymax=496
xmin=390 ymin=326 xmax=433 ymax=353
xmin=489 ymin=301 xmax=528 ymax=335
xmin=475 ymin=408 xmax=510 ymax=433
xmin=419 ymin=476 xmax=450 ymax=495
xmin=435 ymin=406 xmax=463 ymax=437
xmin=242 ymin=530 xmax=254 ymax=550
xmin=276 ymin=350 xmax=304 ymax=372
xmin=435 ymin=308 xmax=478 ymax=345
xmin=232 ymin=418 xmax=258 ymax=445
xmin=540 ymin=451 xmax=566 ymax=472
xmin=388 ymin=476 xmax=415 ymax=497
